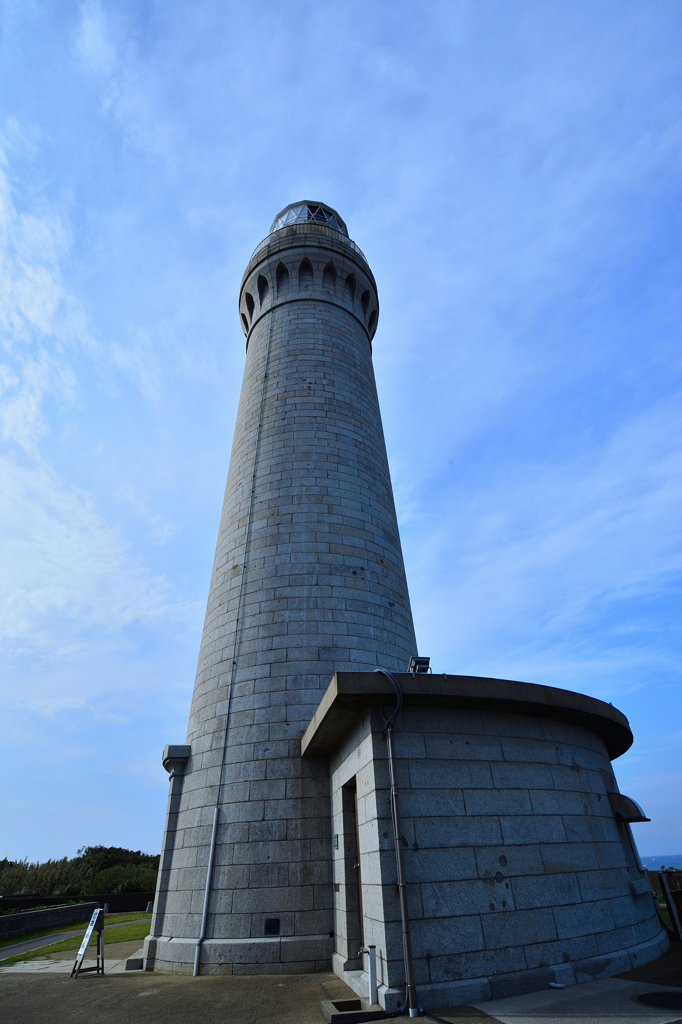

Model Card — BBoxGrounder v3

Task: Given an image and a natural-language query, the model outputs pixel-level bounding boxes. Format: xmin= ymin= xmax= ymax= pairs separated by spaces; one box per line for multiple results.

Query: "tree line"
xmin=0 ymin=846 xmax=160 ymax=897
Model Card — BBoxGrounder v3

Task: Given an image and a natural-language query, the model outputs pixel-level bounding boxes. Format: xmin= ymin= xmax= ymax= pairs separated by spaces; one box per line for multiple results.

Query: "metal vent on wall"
xmin=608 ymin=792 xmax=651 ymax=822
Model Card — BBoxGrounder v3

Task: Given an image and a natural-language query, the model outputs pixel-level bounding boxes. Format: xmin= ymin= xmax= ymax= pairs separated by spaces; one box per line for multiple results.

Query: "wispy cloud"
xmin=0 ymin=457 xmax=169 ymax=649
xmin=0 ymin=142 xmax=82 ymax=451
xmin=409 ymin=395 xmax=682 ymax=690
xmin=115 ymin=480 xmax=175 ymax=544
xmin=0 ymin=141 xmax=186 ymax=715
xmin=72 ymin=1 xmax=171 ymax=159
xmin=73 ymin=0 xmax=117 ymax=78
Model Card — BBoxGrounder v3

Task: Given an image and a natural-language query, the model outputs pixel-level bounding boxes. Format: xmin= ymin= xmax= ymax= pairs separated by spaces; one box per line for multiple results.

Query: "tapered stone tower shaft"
xmin=146 ymin=202 xmax=417 ymax=974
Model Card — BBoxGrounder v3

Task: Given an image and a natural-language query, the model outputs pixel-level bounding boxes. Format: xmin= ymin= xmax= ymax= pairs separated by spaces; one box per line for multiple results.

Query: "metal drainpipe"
xmin=193 ymin=806 xmax=219 ymax=977
xmin=358 ymin=944 xmax=378 ymax=1005
xmin=375 ymin=669 xmax=419 ymax=1017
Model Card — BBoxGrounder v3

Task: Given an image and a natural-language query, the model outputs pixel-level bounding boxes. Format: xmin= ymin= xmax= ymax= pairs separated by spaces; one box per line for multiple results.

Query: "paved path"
xmin=473 ymin=977 xmax=682 ymax=1024
xmin=0 ymin=939 xmax=144 ymax=976
xmin=1 ymin=967 xmax=681 ymax=1024
xmin=0 ymin=919 xmax=148 ymax=961
xmin=0 ymin=968 xmax=361 ymax=1024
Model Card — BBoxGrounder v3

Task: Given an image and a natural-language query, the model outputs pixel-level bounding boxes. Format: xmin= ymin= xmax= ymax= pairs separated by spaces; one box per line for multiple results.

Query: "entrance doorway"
xmin=341 ymin=779 xmax=364 ymax=959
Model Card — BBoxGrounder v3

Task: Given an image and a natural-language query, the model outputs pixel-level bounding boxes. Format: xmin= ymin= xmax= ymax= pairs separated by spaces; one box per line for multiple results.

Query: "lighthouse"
xmin=145 ymin=202 xmax=417 ymax=975
xmin=145 ymin=204 xmax=666 ymax=1009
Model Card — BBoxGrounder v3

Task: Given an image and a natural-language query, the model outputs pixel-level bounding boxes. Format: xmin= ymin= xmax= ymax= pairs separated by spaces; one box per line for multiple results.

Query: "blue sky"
xmin=2 ymin=0 xmax=681 ymax=862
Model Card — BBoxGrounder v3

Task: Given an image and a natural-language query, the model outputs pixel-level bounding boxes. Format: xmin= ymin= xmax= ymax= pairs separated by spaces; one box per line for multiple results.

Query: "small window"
xmin=368 ymin=310 xmax=377 ymax=335
xmin=361 ymin=290 xmax=370 ymax=316
xmin=245 ymin=292 xmax=254 ymax=319
xmin=241 ymin=313 xmax=249 ymax=332
xmin=258 ymin=275 xmax=269 ymax=306
xmin=344 ymin=274 xmax=356 ymax=302
xmin=276 ymin=262 xmax=290 ymax=295
xmin=299 ymin=258 xmax=313 ymax=288
xmin=323 ymin=262 xmax=336 ymax=291
xmin=264 ymin=918 xmax=280 ymax=935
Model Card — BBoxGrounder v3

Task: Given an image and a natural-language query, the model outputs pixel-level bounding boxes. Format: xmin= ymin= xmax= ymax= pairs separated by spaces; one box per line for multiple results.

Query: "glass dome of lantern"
xmin=270 ymin=202 xmax=348 ymax=236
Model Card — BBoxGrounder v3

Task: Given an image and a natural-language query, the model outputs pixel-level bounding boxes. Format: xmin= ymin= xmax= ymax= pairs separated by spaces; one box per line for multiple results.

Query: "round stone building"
xmin=144 ymin=202 xmax=667 ymax=1006
xmin=301 ymin=671 xmax=666 ymax=1007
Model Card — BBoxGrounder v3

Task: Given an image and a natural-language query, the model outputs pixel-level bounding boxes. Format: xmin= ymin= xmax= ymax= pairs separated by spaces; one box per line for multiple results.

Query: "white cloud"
xmin=72 ymin=1 xmax=171 ymax=159
xmin=409 ymin=395 xmax=682 ymax=687
xmin=0 ymin=456 xmax=169 ymax=648
xmin=0 ymin=169 xmax=69 ymax=341
xmin=115 ymin=480 xmax=175 ymax=545
xmin=109 ymin=329 xmax=162 ymax=402
xmin=0 ymin=141 xmax=186 ymax=715
xmin=73 ymin=0 xmax=117 ymax=79
xmin=0 ymin=352 xmax=50 ymax=452
xmin=0 ymin=147 xmax=83 ymax=453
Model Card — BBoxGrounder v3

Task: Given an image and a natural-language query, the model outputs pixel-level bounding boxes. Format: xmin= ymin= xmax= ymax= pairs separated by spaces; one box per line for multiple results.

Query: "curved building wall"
xmin=328 ymin=701 xmax=667 ymax=1007
xmin=146 ymin=220 xmax=417 ymax=974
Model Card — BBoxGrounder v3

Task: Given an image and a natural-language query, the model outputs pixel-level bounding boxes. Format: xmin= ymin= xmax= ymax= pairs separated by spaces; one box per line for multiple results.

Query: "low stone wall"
xmin=0 ymin=891 xmax=155 ymax=913
xmin=0 ymin=902 xmax=98 ymax=940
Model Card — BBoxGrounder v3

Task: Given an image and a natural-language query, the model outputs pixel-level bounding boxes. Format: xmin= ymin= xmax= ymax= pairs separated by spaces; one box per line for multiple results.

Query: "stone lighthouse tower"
xmin=145 ymin=202 xmax=418 ymax=975
xmin=146 ymin=203 xmax=666 ymax=1005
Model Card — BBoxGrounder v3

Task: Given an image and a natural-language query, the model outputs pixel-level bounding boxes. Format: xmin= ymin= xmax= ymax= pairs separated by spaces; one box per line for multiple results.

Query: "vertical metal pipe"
xmin=358 ymin=944 xmax=378 ymax=1006
xmin=194 ymin=806 xmax=219 ymax=977
xmin=386 ymin=720 xmax=419 ymax=1016
xmin=368 ymin=944 xmax=378 ymax=1005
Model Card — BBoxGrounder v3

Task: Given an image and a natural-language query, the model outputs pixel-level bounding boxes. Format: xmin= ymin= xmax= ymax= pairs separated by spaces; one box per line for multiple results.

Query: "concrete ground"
xmin=0 ymin=966 xmax=363 ymax=1024
xmin=0 ymin=945 xmax=680 ymax=1024
xmin=472 ymin=978 xmax=682 ymax=1023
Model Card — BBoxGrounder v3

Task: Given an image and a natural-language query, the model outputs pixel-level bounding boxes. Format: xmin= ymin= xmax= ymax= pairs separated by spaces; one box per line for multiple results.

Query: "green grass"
xmin=0 ymin=912 xmax=151 ymax=956
xmin=98 ymin=920 xmax=151 ymax=946
xmin=0 ymin=918 xmax=151 ymax=965
xmin=104 ymin=912 xmax=152 ymax=926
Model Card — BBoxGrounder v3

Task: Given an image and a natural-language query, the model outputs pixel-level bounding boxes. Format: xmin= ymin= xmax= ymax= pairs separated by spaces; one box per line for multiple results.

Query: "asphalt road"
xmin=0 ymin=919 xmax=147 ymax=961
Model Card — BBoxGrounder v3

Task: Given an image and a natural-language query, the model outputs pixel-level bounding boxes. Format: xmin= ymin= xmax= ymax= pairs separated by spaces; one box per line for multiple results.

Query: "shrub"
xmin=0 ymin=847 xmax=159 ymax=898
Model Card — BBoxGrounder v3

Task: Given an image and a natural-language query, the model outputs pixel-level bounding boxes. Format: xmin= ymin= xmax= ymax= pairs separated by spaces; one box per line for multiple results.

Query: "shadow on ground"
xmin=2 ymin=945 xmax=680 ymax=1024
xmin=617 ymin=941 xmax=682 ymax=989
xmin=0 ymin=970 xmax=363 ymax=1024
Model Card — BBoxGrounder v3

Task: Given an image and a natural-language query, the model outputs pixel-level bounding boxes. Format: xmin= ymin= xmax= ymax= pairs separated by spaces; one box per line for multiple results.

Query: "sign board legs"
xmin=71 ymin=907 xmax=104 ymax=977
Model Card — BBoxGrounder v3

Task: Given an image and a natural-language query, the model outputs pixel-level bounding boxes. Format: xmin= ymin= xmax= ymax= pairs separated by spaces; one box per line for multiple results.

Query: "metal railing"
xmin=249 ymin=230 xmax=367 ymax=266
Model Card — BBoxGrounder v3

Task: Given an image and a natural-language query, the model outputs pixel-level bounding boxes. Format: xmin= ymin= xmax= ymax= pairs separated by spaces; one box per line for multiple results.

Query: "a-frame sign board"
xmin=71 ymin=907 xmax=104 ymax=978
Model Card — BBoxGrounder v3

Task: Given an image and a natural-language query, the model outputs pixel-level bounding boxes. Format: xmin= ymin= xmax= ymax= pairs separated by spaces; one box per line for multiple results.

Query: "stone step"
xmin=125 ymin=949 xmax=144 ymax=971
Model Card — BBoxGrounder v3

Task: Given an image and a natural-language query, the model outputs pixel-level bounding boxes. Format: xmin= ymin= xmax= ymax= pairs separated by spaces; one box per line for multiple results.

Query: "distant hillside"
xmin=0 ymin=846 xmax=160 ymax=897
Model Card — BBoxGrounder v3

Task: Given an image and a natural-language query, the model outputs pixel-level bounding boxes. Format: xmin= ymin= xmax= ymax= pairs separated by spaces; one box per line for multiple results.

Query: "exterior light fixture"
xmin=408 ymin=656 xmax=430 ymax=675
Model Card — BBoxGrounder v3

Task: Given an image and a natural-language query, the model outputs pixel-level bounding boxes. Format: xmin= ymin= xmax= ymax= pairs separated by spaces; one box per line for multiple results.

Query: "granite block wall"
xmin=329 ymin=705 xmax=667 ymax=1008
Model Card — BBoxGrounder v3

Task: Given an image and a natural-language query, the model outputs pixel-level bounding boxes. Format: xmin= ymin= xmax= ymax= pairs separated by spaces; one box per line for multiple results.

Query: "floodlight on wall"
xmin=408 ymin=656 xmax=430 ymax=675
